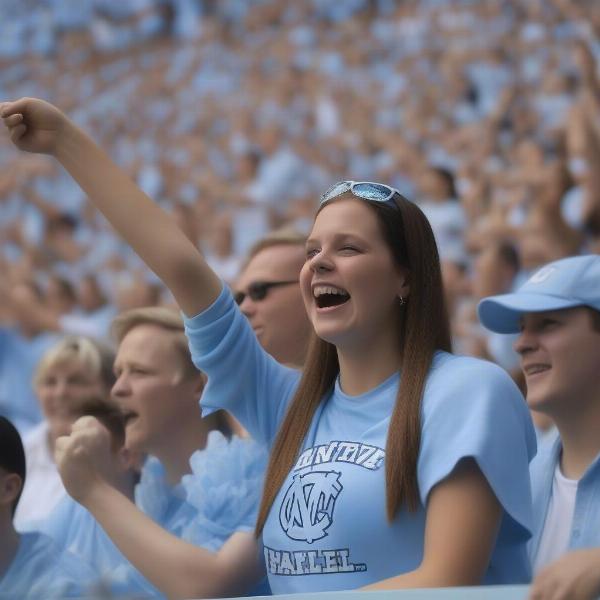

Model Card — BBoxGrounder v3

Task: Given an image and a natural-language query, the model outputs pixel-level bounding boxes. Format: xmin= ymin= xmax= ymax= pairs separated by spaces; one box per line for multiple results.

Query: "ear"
xmin=0 ymin=473 xmax=22 ymax=509
xmin=396 ymin=267 xmax=410 ymax=300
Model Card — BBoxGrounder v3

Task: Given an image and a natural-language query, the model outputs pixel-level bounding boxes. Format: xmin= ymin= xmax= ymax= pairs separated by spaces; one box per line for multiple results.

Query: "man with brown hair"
xmin=479 ymin=255 xmax=600 ymax=600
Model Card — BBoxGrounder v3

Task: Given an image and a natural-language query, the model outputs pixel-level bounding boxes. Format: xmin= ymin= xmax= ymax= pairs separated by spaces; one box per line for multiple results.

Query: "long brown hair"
xmin=255 ymin=192 xmax=452 ymax=534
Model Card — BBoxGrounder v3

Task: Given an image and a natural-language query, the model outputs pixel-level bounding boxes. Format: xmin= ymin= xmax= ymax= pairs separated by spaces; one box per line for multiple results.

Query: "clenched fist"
xmin=54 ymin=416 xmax=117 ymax=504
xmin=0 ymin=97 xmax=70 ymax=155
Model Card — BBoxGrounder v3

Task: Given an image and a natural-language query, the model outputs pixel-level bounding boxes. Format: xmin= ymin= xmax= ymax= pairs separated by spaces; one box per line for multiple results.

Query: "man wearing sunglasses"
xmin=234 ymin=227 xmax=311 ymax=369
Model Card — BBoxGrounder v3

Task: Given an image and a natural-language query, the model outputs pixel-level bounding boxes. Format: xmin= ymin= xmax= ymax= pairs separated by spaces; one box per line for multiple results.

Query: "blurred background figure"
xmin=0 ymin=415 xmax=96 ymax=598
xmin=14 ymin=335 xmax=115 ymax=528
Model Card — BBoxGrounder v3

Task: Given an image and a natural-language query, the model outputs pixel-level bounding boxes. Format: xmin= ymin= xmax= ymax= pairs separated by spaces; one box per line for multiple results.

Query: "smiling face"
xmin=111 ymin=324 xmax=202 ymax=454
xmin=514 ymin=307 xmax=600 ymax=417
xmin=300 ymin=197 xmax=409 ymax=352
xmin=36 ymin=360 xmax=109 ymax=441
xmin=235 ymin=244 xmax=310 ymax=367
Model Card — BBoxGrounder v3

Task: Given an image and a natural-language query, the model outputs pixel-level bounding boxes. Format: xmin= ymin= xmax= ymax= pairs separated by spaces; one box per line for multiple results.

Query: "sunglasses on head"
xmin=234 ymin=280 xmax=299 ymax=305
xmin=319 ymin=181 xmax=403 ymax=208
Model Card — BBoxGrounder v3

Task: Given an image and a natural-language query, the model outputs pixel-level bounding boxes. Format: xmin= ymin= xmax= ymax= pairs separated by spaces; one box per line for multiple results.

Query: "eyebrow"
xmin=305 ymin=233 xmax=367 ymax=246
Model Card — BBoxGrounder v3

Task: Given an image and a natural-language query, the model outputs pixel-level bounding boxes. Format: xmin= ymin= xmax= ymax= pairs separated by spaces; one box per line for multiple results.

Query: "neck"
xmin=153 ymin=421 xmax=210 ymax=486
xmin=555 ymin=398 xmax=600 ymax=479
xmin=0 ymin=521 xmax=19 ymax=579
xmin=337 ymin=332 xmax=402 ymax=396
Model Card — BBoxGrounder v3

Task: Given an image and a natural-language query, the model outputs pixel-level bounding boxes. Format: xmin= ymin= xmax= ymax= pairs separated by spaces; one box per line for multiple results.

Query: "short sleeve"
xmin=418 ymin=354 xmax=536 ymax=539
xmin=183 ymin=284 xmax=301 ymax=445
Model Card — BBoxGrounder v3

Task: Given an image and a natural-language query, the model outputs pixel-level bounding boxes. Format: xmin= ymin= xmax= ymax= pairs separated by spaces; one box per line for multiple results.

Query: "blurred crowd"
xmin=1 ymin=0 xmax=600 ymax=434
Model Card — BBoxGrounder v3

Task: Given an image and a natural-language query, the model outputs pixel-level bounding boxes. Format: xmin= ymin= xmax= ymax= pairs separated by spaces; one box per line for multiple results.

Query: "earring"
xmin=399 ymin=296 xmax=405 ymax=306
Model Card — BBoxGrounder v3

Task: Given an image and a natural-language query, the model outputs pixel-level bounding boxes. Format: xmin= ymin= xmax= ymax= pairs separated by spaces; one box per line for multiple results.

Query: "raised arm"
xmin=55 ymin=417 xmax=264 ymax=598
xmin=0 ymin=98 xmax=221 ymax=316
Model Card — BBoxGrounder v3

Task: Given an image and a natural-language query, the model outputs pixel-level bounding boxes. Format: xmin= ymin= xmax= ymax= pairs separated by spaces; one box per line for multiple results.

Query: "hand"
xmin=54 ymin=416 xmax=116 ymax=504
xmin=529 ymin=549 xmax=600 ymax=600
xmin=0 ymin=97 xmax=70 ymax=155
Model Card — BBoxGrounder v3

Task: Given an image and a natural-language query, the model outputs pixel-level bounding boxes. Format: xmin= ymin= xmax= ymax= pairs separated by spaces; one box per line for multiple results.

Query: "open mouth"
xmin=122 ymin=410 xmax=139 ymax=426
xmin=524 ymin=364 xmax=550 ymax=376
xmin=313 ymin=285 xmax=351 ymax=309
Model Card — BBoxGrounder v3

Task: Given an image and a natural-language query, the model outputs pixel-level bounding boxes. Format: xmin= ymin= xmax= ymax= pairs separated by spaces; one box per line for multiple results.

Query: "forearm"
xmin=84 ymin=482 xmax=254 ymax=598
xmin=363 ymin=564 xmax=473 ymax=591
xmin=52 ymin=123 xmax=221 ymax=316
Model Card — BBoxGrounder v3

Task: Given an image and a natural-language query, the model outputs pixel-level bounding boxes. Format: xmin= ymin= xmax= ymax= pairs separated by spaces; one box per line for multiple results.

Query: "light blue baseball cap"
xmin=478 ymin=255 xmax=600 ymax=334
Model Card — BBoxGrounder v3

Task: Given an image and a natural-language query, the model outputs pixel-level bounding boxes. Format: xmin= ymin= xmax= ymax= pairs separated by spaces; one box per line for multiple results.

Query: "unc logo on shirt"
xmin=529 ymin=266 xmax=558 ymax=284
xmin=279 ymin=471 xmax=343 ymax=543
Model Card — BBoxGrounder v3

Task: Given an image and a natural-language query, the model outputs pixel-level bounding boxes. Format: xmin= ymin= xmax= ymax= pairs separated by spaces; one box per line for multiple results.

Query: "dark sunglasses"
xmin=234 ymin=280 xmax=299 ymax=305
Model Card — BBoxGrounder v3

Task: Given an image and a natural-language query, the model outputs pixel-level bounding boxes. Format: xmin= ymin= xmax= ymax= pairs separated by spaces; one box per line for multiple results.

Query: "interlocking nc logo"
xmin=279 ymin=471 xmax=343 ymax=543
xmin=529 ymin=266 xmax=558 ymax=284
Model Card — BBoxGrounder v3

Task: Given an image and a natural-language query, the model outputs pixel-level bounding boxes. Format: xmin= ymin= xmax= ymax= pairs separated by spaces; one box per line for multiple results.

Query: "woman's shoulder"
xmin=430 ymin=350 xmax=514 ymax=380
xmin=424 ymin=351 xmax=526 ymax=415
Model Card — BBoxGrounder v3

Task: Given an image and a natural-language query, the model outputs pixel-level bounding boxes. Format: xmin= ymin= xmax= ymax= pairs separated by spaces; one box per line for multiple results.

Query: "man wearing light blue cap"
xmin=478 ymin=255 xmax=600 ymax=600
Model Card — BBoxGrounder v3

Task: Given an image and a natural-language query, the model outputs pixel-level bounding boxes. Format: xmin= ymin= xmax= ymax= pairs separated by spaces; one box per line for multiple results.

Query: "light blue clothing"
xmin=0 ymin=531 xmax=96 ymax=599
xmin=184 ymin=285 xmax=537 ymax=594
xmin=529 ymin=436 xmax=600 ymax=566
xmin=180 ymin=431 xmax=268 ymax=551
xmin=36 ymin=433 xmax=268 ymax=597
xmin=37 ymin=492 xmax=162 ymax=597
xmin=135 ymin=456 xmax=198 ymax=539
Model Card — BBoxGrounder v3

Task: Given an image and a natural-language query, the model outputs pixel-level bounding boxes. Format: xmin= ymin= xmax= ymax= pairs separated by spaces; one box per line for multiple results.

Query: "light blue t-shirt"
xmin=184 ymin=285 xmax=536 ymax=594
xmin=0 ymin=531 xmax=96 ymax=599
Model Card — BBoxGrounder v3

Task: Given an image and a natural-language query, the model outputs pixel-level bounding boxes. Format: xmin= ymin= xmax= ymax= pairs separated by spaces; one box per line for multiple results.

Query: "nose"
xmin=310 ymin=251 xmax=334 ymax=274
xmin=513 ymin=328 xmax=538 ymax=356
xmin=54 ymin=379 xmax=71 ymax=399
xmin=111 ymin=374 xmax=130 ymax=398
xmin=238 ymin=294 xmax=256 ymax=317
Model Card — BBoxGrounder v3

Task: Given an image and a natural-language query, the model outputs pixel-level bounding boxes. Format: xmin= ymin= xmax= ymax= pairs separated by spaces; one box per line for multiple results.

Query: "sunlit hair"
xmin=256 ymin=192 xmax=452 ymax=534
xmin=111 ymin=306 xmax=232 ymax=438
xmin=242 ymin=226 xmax=306 ymax=269
xmin=111 ymin=306 xmax=197 ymax=380
xmin=34 ymin=336 xmax=115 ymax=391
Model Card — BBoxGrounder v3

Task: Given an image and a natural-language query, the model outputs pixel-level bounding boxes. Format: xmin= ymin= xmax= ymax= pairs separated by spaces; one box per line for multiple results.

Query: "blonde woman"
xmin=15 ymin=335 xmax=114 ymax=528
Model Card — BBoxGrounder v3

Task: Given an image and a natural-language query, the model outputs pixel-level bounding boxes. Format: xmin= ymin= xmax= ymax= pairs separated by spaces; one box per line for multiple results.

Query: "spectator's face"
xmin=112 ymin=325 xmax=201 ymax=454
xmin=36 ymin=360 xmax=107 ymax=440
xmin=514 ymin=308 xmax=600 ymax=416
xmin=300 ymin=198 xmax=409 ymax=351
xmin=235 ymin=244 xmax=309 ymax=367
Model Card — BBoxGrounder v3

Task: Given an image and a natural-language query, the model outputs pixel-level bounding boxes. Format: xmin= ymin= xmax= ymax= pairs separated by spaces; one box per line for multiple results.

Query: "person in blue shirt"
xmin=479 ymin=254 xmax=600 ymax=600
xmin=2 ymin=97 xmax=535 ymax=595
xmin=0 ymin=415 xmax=95 ymax=599
xmin=44 ymin=307 xmax=269 ymax=597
